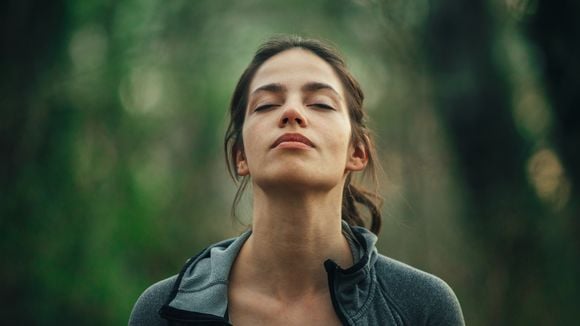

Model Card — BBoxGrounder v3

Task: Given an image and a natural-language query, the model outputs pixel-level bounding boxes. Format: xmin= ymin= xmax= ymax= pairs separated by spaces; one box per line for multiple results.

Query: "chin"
xmin=253 ymin=166 xmax=342 ymax=193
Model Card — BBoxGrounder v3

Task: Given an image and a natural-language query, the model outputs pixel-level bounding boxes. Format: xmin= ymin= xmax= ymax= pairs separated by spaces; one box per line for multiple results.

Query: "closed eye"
xmin=309 ymin=103 xmax=335 ymax=110
xmin=254 ymin=104 xmax=279 ymax=112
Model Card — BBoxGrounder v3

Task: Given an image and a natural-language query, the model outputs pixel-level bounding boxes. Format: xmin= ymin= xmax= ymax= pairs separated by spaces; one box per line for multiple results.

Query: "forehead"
xmin=249 ymin=48 xmax=344 ymax=95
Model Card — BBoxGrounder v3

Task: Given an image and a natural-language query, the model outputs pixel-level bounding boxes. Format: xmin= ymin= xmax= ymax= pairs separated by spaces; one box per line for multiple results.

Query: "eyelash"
xmin=309 ymin=103 xmax=335 ymax=110
xmin=254 ymin=103 xmax=335 ymax=112
xmin=254 ymin=104 xmax=278 ymax=112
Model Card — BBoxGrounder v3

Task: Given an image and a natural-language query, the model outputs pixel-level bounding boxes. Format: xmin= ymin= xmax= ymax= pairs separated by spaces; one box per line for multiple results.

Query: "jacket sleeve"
xmin=423 ymin=276 xmax=465 ymax=326
xmin=129 ymin=275 xmax=177 ymax=326
xmin=375 ymin=255 xmax=465 ymax=325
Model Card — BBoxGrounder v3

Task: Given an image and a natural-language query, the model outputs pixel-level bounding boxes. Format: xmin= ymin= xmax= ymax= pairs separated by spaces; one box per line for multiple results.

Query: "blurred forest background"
xmin=1 ymin=0 xmax=578 ymax=324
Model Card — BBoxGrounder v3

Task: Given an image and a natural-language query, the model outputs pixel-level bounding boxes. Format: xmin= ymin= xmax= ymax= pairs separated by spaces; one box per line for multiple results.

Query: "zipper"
xmin=324 ymin=259 xmax=350 ymax=326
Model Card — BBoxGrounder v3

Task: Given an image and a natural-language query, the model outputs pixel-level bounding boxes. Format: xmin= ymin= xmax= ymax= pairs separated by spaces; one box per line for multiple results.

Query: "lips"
xmin=271 ymin=133 xmax=315 ymax=148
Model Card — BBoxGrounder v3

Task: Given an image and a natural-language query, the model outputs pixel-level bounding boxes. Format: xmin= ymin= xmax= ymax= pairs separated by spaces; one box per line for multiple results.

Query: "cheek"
xmin=331 ymin=118 xmax=353 ymax=148
xmin=241 ymin=124 xmax=259 ymax=162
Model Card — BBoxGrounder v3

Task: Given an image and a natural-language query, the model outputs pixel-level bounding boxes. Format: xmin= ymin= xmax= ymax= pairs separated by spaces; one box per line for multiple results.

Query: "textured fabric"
xmin=129 ymin=275 xmax=176 ymax=325
xmin=129 ymin=223 xmax=465 ymax=325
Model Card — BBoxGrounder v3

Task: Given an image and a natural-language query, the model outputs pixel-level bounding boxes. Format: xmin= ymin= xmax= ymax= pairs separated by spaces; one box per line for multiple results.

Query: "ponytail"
xmin=342 ymin=179 xmax=382 ymax=235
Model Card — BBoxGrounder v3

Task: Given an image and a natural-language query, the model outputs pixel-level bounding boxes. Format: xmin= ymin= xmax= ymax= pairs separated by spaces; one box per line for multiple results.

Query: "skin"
xmin=228 ymin=48 xmax=368 ymax=325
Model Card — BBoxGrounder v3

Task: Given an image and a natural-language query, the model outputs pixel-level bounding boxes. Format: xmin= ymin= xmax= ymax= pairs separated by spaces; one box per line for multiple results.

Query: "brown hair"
xmin=224 ymin=35 xmax=382 ymax=234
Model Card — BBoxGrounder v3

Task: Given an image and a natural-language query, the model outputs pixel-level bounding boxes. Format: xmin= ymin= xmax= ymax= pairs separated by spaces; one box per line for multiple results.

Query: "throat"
xmin=229 ymin=184 xmax=355 ymax=301
xmin=229 ymin=223 xmax=355 ymax=301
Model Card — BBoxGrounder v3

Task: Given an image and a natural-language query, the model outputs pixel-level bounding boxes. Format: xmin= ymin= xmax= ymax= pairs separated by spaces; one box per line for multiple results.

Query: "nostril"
xmin=279 ymin=108 xmax=307 ymax=126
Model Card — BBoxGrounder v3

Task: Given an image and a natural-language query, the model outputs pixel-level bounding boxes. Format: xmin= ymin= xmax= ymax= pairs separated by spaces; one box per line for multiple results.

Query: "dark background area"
xmin=1 ymin=0 xmax=578 ymax=324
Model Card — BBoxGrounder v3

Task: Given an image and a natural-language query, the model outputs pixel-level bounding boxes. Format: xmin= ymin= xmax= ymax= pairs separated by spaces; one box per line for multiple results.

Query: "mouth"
xmin=271 ymin=133 xmax=315 ymax=149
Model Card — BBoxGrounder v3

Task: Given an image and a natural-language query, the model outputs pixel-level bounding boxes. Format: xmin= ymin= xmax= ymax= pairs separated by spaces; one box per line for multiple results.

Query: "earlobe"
xmin=236 ymin=150 xmax=250 ymax=176
xmin=346 ymin=142 xmax=368 ymax=172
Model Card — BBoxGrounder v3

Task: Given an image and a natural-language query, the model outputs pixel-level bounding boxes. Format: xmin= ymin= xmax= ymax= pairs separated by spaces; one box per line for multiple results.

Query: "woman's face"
xmin=237 ymin=48 xmax=367 ymax=192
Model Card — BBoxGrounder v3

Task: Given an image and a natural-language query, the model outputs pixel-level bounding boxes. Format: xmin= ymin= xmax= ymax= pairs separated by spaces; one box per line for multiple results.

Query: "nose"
xmin=279 ymin=105 xmax=308 ymax=128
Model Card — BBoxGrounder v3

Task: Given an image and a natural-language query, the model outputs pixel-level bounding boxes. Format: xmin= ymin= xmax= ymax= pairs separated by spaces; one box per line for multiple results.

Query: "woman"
xmin=129 ymin=35 xmax=465 ymax=325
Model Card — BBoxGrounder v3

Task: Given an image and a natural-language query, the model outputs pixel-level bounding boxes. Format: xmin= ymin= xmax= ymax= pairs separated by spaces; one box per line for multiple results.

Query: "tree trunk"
xmin=423 ymin=0 xmax=553 ymax=324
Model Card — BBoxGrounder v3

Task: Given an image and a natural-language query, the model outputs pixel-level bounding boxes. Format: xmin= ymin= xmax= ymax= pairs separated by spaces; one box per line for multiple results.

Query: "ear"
xmin=346 ymin=140 xmax=368 ymax=172
xmin=235 ymin=149 xmax=250 ymax=176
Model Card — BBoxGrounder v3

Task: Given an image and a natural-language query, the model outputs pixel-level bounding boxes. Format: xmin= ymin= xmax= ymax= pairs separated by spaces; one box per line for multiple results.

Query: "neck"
xmin=233 ymin=184 xmax=353 ymax=300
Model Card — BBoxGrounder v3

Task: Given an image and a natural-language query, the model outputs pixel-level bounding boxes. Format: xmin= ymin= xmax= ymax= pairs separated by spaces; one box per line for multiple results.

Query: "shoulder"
xmin=129 ymin=275 xmax=177 ymax=326
xmin=373 ymin=254 xmax=465 ymax=325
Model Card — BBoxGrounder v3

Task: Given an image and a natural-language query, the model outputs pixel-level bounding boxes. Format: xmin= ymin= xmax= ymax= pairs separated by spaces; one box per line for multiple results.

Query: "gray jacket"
xmin=129 ymin=223 xmax=465 ymax=325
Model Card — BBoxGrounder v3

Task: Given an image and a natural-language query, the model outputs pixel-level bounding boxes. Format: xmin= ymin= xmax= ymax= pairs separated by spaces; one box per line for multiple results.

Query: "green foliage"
xmin=1 ymin=0 xmax=578 ymax=324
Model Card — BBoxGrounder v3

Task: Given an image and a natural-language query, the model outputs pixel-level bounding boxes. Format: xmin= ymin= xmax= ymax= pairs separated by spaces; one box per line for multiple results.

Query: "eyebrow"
xmin=251 ymin=83 xmax=286 ymax=96
xmin=250 ymin=82 xmax=341 ymax=99
xmin=301 ymin=82 xmax=341 ymax=98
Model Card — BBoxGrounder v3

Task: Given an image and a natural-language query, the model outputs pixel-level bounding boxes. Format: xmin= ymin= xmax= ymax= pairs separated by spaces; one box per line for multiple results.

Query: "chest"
xmin=227 ymin=291 xmax=343 ymax=326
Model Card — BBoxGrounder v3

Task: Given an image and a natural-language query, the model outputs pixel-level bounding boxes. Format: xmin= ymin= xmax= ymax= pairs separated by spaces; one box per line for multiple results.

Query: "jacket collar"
xmin=161 ymin=222 xmax=378 ymax=324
